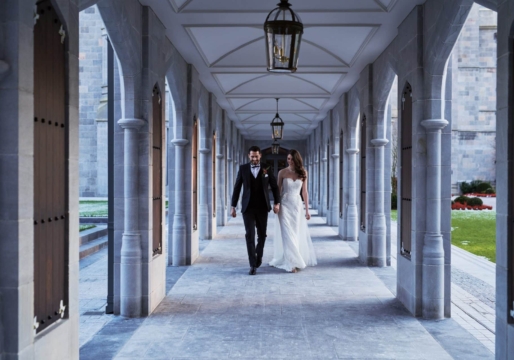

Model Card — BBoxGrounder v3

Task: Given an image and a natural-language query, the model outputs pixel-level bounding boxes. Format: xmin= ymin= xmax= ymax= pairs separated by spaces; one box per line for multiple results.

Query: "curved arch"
xmin=96 ymin=1 xmax=143 ymax=119
xmin=165 ymin=59 xmax=188 ymax=130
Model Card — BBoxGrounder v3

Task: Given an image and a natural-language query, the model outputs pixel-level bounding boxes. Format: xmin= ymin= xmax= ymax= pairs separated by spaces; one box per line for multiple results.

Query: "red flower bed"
xmin=463 ymin=192 xmax=496 ymax=198
xmin=451 ymin=202 xmax=493 ymax=211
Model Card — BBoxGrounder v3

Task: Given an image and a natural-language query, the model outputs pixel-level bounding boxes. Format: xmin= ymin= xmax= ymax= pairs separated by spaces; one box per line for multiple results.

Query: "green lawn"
xmin=390 ymin=209 xmax=496 ymax=263
xmin=80 ymin=200 xmax=107 ymax=217
xmin=451 ymin=211 xmax=496 ymax=263
xmin=79 ymin=224 xmax=96 ymax=232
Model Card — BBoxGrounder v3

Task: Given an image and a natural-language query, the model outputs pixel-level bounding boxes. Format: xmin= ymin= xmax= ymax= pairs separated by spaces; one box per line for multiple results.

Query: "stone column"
xmin=330 ymin=152 xmax=340 ymax=226
xmin=171 ymin=139 xmax=189 ymax=266
xmin=320 ymin=155 xmax=327 ymax=218
xmin=313 ymin=157 xmax=319 ymax=211
xmin=346 ymin=148 xmax=359 ymax=241
xmin=216 ymin=152 xmax=226 ymax=226
xmin=421 ymin=119 xmax=448 ymax=319
xmin=118 ymin=118 xmax=145 ymax=317
xmin=370 ymin=139 xmax=389 ymax=267
xmin=234 ymin=150 xmax=240 ymax=211
xmin=199 ymin=148 xmax=210 ymax=240
xmin=227 ymin=150 xmax=233 ymax=217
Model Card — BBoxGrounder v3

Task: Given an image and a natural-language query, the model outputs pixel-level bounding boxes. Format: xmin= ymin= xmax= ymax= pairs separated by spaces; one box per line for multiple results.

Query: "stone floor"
xmin=79 ymin=212 xmax=494 ymax=359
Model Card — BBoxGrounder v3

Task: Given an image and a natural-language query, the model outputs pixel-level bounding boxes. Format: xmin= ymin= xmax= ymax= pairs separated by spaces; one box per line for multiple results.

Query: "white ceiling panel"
xmin=213 ymin=73 xmax=265 ymax=93
xmin=186 ymin=26 xmax=262 ymax=66
xmin=229 ymin=75 xmax=330 ymax=95
xmin=141 ymin=0 xmax=424 ymax=140
xmin=177 ymin=0 xmax=384 ymax=13
xmin=237 ymin=98 xmax=319 ymax=112
xmin=303 ymin=26 xmax=378 ymax=66
xmin=291 ymin=73 xmax=345 ymax=93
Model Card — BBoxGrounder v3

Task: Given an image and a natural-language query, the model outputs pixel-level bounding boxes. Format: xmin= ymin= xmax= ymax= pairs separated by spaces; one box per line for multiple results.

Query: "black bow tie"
xmin=251 ymin=165 xmax=260 ymax=168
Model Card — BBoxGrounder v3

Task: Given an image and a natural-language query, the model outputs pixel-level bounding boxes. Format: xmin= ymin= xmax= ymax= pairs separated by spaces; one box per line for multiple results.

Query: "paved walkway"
xmin=80 ymin=212 xmax=493 ymax=359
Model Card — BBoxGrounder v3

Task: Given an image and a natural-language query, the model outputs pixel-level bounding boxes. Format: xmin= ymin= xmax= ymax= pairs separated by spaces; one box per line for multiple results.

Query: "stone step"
xmin=79 ymin=236 xmax=108 ymax=260
xmin=80 ymin=225 xmax=107 ymax=246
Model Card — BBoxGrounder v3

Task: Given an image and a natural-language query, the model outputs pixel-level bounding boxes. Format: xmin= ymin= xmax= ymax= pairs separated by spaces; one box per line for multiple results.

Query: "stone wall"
xmin=451 ymin=4 xmax=497 ymax=190
xmin=79 ymin=6 xmax=106 ymax=197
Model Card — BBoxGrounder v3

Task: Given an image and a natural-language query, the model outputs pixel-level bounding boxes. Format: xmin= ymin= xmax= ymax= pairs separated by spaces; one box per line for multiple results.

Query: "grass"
xmin=80 ymin=200 xmax=107 ymax=217
xmin=451 ymin=210 xmax=496 ymax=263
xmin=390 ymin=209 xmax=496 ymax=263
xmin=79 ymin=224 xmax=96 ymax=232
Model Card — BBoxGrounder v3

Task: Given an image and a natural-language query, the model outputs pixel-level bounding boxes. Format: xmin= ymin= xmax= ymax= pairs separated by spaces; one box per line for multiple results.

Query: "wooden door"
xmin=401 ymin=83 xmax=413 ymax=256
xmin=33 ymin=0 xmax=68 ymax=333
xmin=212 ymin=132 xmax=216 ymax=218
xmin=327 ymin=143 xmax=330 ymax=210
xmin=192 ymin=120 xmax=198 ymax=230
xmin=339 ymin=130 xmax=344 ymax=218
xmin=360 ymin=116 xmax=367 ymax=231
xmin=152 ymin=85 xmax=163 ymax=255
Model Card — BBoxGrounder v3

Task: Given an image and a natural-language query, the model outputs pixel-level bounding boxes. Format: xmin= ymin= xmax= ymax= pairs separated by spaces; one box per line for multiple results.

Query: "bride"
xmin=269 ymin=149 xmax=317 ymax=273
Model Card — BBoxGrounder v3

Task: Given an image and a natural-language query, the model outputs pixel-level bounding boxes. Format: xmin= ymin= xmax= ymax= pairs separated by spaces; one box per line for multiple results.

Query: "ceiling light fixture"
xmin=270 ymin=98 xmax=285 ymax=140
xmin=264 ymin=0 xmax=303 ymax=73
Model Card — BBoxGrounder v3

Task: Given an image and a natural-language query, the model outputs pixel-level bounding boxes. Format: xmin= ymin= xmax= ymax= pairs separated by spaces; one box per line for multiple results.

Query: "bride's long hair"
xmin=288 ymin=149 xmax=307 ymax=181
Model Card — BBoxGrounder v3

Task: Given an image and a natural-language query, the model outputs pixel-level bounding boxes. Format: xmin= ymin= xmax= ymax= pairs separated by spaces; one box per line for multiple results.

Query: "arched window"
xmin=192 ymin=119 xmax=198 ymax=230
xmin=212 ymin=131 xmax=216 ymax=218
xmin=339 ymin=130 xmax=344 ymax=218
xmin=401 ymin=83 xmax=413 ymax=256
xmin=152 ymin=85 xmax=163 ymax=255
xmin=360 ymin=116 xmax=367 ymax=230
xmin=33 ymin=0 xmax=68 ymax=333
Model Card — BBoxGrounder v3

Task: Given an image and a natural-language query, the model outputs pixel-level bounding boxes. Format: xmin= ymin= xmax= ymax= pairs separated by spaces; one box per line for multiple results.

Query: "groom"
xmin=231 ymin=146 xmax=280 ymax=275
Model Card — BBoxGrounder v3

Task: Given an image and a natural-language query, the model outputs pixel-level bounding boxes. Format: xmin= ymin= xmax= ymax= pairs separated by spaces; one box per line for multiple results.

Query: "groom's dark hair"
xmin=248 ymin=146 xmax=261 ymax=154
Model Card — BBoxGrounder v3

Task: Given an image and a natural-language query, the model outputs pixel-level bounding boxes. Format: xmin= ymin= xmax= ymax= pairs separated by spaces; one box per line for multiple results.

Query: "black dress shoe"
xmin=256 ymin=258 xmax=262 ymax=268
xmin=249 ymin=267 xmax=257 ymax=275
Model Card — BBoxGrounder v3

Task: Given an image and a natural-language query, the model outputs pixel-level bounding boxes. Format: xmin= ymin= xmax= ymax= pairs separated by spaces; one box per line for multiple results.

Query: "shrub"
xmin=460 ymin=181 xmax=472 ymax=195
xmin=467 ymin=197 xmax=483 ymax=206
xmin=485 ymin=188 xmax=495 ymax=194
xmin=391 ymin=193 xmax=397 ymax=210
xmin=476 ymin=181 xmax=492 ymax=193
xmin=454 ymin=196 xmax=470 ymax=204
xmin=469 ymin=180 xmax=483 ymax=192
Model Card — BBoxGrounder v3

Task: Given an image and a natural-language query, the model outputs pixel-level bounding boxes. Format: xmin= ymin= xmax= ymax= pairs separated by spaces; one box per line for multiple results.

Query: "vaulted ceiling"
xmin=139 ymin=0 xmax=424 ymax=140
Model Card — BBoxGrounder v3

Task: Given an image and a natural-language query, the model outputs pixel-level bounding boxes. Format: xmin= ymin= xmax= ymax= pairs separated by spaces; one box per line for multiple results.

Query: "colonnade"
xmin=1 ymin=0 xmax=514 ymax=358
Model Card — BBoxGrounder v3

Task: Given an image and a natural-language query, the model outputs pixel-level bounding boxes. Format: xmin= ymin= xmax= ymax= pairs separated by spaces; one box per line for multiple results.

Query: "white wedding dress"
xmin=269 ymin=178 xmax=317 ymax=272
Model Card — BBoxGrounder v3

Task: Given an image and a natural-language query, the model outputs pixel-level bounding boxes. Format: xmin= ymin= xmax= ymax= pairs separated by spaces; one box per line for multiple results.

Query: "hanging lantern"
xmin=264 ymin=0 xmax=303 ymax=73
xmin=271 ymin=141 xmax=280 ymax=155
xmin=270 ymin=98 xmax=284 ymax=140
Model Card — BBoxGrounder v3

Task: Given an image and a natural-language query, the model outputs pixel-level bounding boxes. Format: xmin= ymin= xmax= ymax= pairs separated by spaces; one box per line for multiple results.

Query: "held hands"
xmin=273 ymin=203 xmax=280 ymax=214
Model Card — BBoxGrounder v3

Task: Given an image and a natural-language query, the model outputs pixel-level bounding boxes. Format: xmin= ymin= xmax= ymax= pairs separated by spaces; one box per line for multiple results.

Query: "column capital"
xmin=227 ymin=158 xmax=233 ymax=162
xmin=421 ymin=119 xmax=448 ymax=130
xmin=171 ymin=139 xmax=189 ymax=147
xmin=371 ymin=139 xmax=389 ymax=147
xmin=346 ymin=148 xmax=359 ymax=154
xmin=118 ymin=118 xmax=145 ymax=130
xmin=216 ymin=154 xmax=224 ymax=159
xmin=322 ymin=158 xmax=327 ymax=162
xmin=331 ymin=154 xmax=340 ymax=159
xmin=199 ymin=148 xmax=210 ymax=154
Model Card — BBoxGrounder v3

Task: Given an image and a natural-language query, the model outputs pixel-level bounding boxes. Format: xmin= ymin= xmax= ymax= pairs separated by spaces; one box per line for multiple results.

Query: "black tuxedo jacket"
xmin=231 ymin=162 xmax=280 ymax=213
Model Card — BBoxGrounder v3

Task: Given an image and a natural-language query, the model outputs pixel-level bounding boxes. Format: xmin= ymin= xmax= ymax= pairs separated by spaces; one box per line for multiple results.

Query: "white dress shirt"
xmin=251 ymin=164 xmax=260 ymax=178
